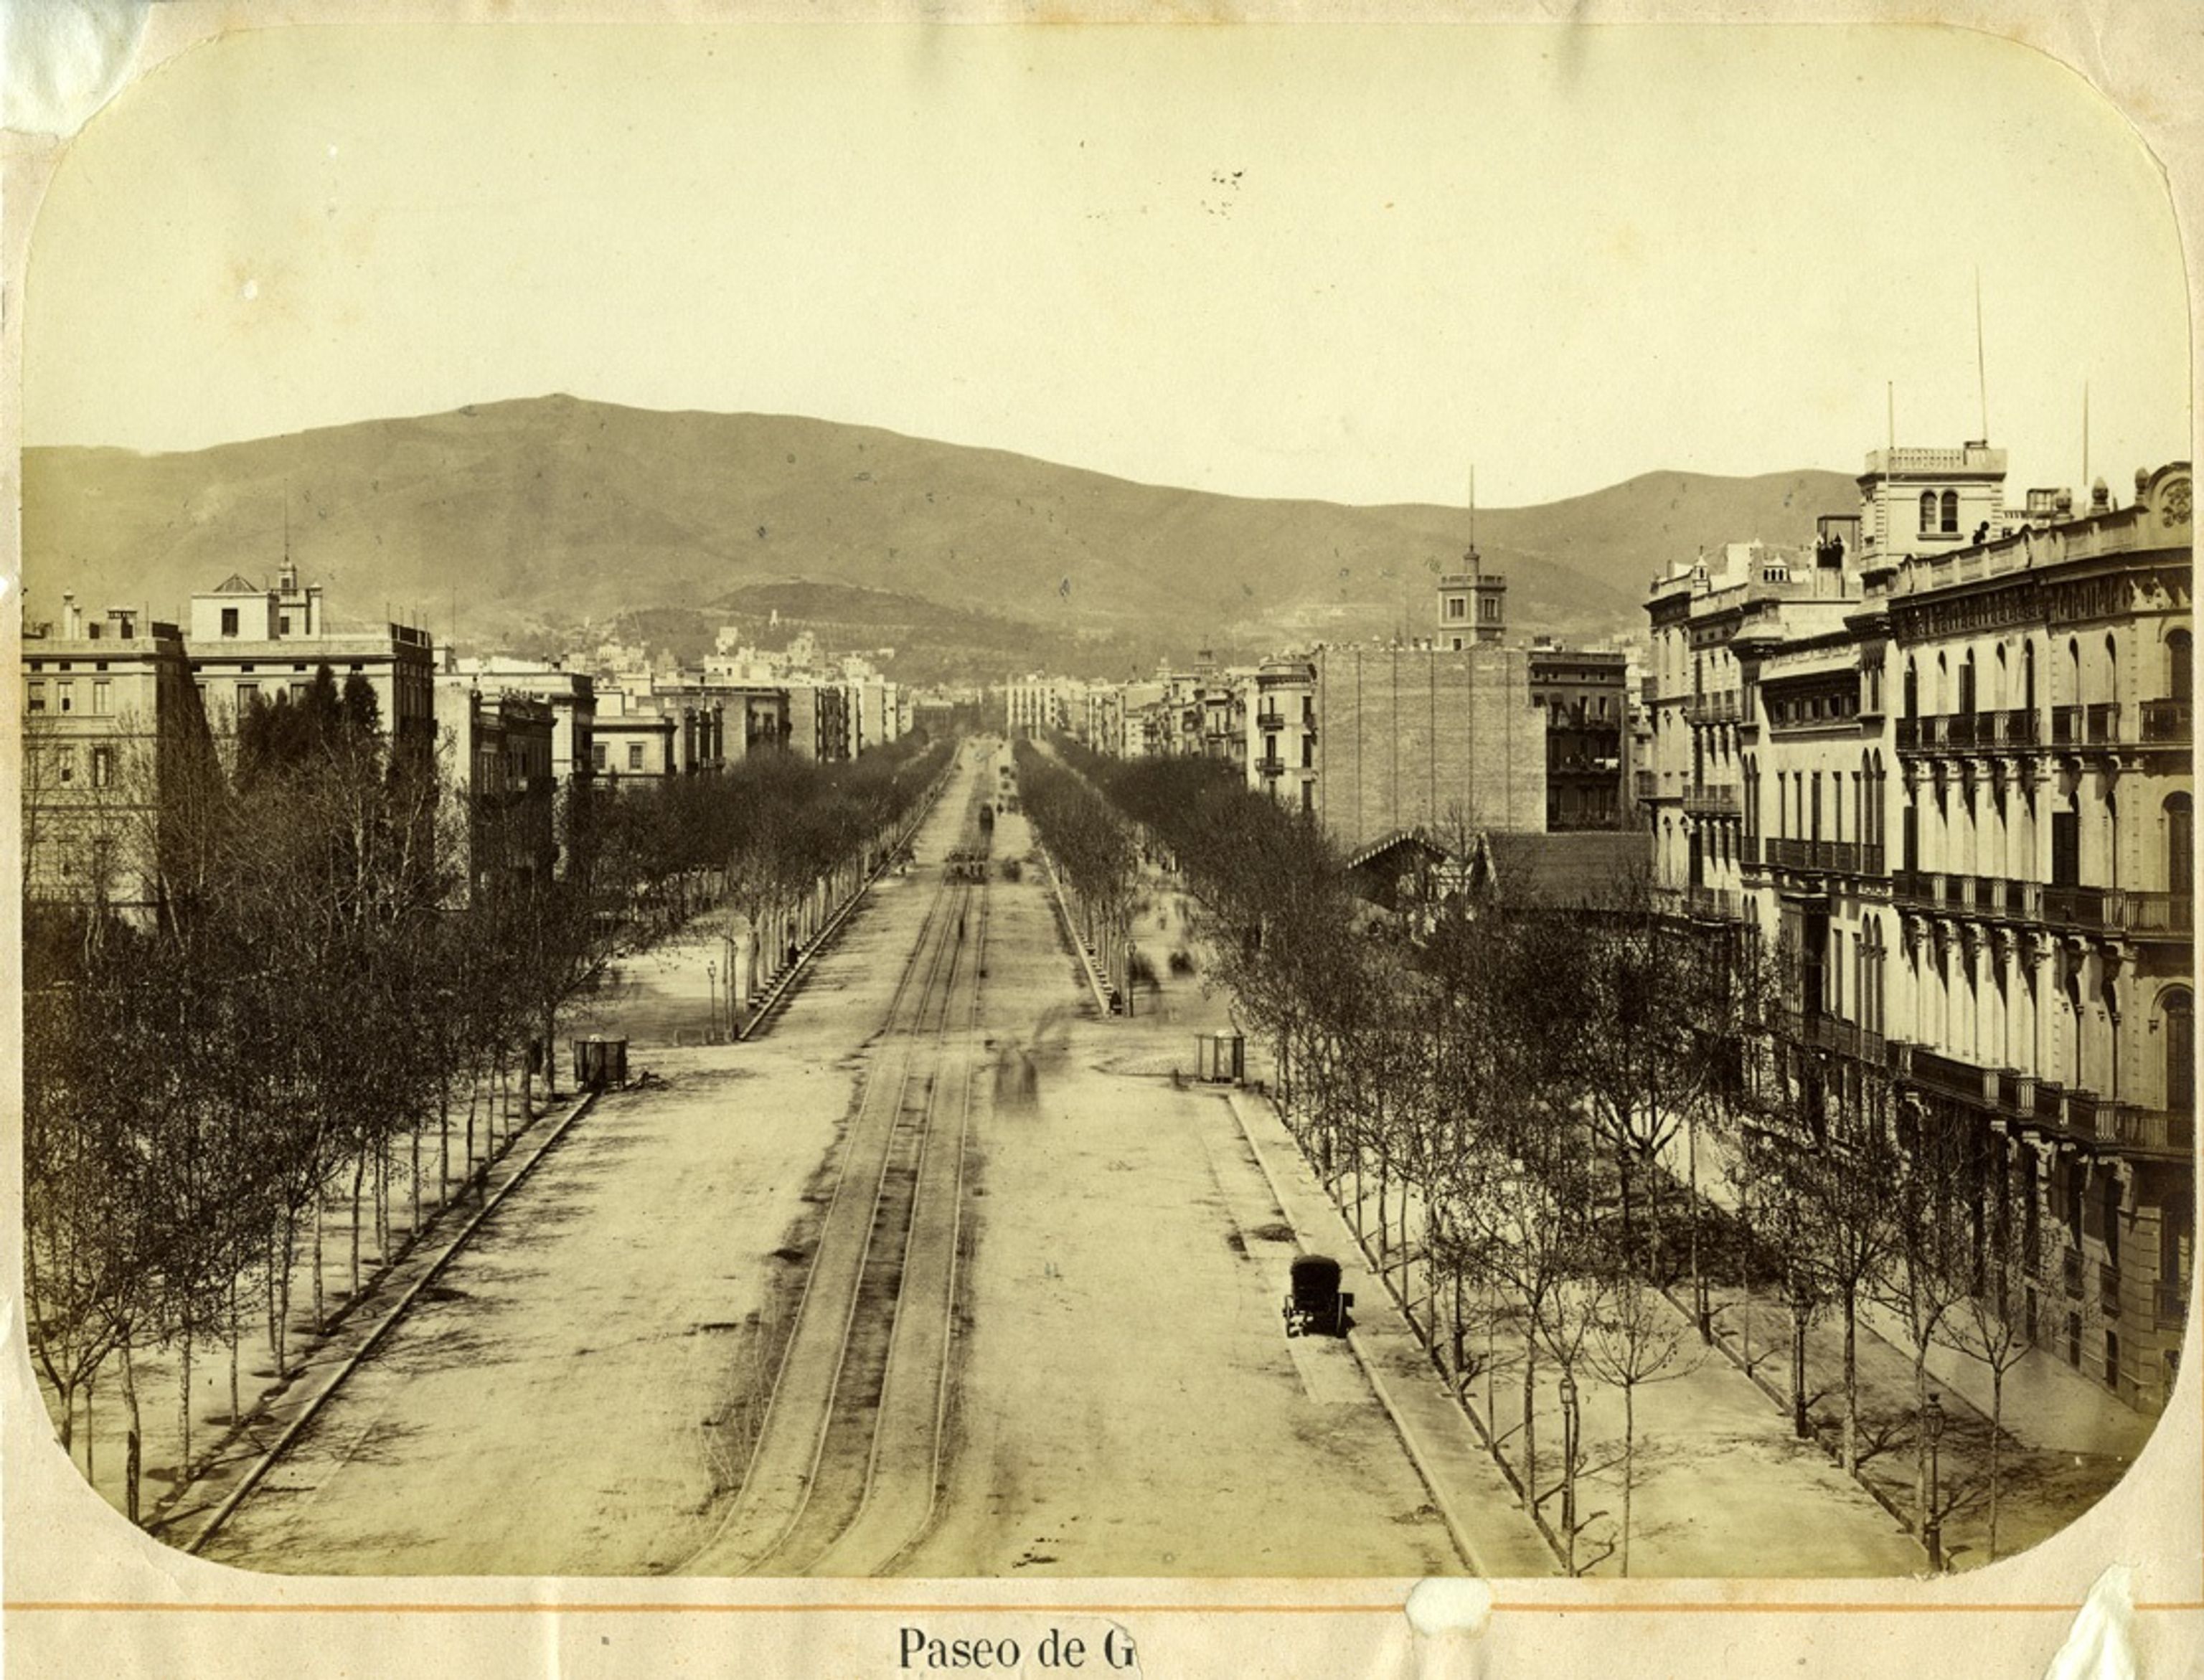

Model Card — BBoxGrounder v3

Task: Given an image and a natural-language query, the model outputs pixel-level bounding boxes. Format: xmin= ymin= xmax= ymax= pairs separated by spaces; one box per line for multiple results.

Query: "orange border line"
xmin=9 ymin=1600 xmax=2204 ymax=1615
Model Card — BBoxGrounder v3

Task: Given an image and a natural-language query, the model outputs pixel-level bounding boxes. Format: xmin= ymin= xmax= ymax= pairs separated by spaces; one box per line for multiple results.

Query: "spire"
xmin=278 ymin=485 xmax=299 ymax=596
xmin=1466 ymin=463 xmax=1479 ymax=576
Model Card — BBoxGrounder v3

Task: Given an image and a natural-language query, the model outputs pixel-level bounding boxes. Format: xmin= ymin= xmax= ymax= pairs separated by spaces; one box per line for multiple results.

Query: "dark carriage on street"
xmin=1282 ymin=1254 xmax=1352 ymax=1338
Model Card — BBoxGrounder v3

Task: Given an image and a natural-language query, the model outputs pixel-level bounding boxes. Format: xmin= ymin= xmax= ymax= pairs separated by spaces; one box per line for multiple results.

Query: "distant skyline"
xmin=24 ymin=23 xmax=2190 ymax=509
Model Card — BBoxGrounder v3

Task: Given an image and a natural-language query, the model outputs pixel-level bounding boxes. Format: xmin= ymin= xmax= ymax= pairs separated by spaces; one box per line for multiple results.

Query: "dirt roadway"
xmin=199 ymin=742 xmax=1454 ymax=1577
xmin=197 ymin=753 xmax=981 ymax=1574
xmin=896 ymin=796 xmax=1455 ymax=1577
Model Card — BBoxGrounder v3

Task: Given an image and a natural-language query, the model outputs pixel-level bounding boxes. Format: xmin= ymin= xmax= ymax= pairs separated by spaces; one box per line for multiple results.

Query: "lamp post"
xmin=1559 ymin=1369 xmax=1581 ymax=1574
xmin=707 ymin=961 xmax=717 ymax=1044
xmin=1923 ymin=1391 xmax=1945 ymax=1572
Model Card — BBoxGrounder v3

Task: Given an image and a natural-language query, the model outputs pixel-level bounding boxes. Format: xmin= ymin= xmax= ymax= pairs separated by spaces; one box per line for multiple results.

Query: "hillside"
xmin=21 ymin=396 xmax=1856 ymax=679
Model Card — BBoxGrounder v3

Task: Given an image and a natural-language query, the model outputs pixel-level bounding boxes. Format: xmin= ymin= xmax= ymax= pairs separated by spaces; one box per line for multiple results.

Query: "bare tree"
xmin=1581 ymin=1265 xmax=1701 ymax=1575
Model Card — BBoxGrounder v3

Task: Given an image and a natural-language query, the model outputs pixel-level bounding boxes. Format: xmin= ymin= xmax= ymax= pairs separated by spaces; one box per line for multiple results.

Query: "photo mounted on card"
xmin=4 ymin=5 xmax=2198 ymax=1676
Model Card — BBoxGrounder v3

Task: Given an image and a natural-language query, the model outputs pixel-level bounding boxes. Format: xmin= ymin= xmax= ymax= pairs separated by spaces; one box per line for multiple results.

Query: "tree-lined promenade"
xmin=1052 ymin=735 xmax=2091 ymax=1572
xmin=22 ymin=666 xmax=949 ymax=1528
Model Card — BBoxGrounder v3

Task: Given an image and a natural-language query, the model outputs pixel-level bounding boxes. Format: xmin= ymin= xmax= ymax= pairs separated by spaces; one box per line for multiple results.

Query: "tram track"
xmin=676 ymin=752 xmax=996 ymax=1577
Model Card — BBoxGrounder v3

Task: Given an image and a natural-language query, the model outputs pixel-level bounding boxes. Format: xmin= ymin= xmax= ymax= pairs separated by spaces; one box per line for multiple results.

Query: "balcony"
xmin=1766 ymin=837 xmax=1873 ymax=876
xmin=1682 ymin=785 xmax=1741 ymax=816
xmin=1787 ymin=1012 xmax=1887 ymax=1066
xmin=1685 ymin=690 xmax=1741 ymax=725
xmin=1906 ymin=1044 xmax=1999 ymax=1108
xmin=1895 ymin=709 xmax=2041 ymax=755
xmin=2123 ymin=890 xmax=2195 ymax=936
xmin=1256 ymin=755 xmax=1285 ymax=779
xmin=2097 ymin=1105 xmax=2195 ymax=1156
xmin=1685 ymin=884 xmax=1748 ymax=922
xmin=2142 ymin=698 xmax=2193 ymax=745
xmin=1894 ymin=874 xmax=2185 ymax=935
xmin=2051 ymin=702 xmax=2123 ymax=747
xmin=2044 ymin=884 xmax=2121 ymax=932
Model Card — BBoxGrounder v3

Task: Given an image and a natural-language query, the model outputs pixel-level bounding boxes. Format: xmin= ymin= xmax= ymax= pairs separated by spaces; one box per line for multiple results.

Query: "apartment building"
xmin=1648 ymin=440 xmax=2195 ymax=1415
xmin=20 ymin=595 xmax=206 ymax=916
xmin=187 ymin=563 xmax=436 ymax=760
xmin=433 ymin=678 xmax=558 ymax=898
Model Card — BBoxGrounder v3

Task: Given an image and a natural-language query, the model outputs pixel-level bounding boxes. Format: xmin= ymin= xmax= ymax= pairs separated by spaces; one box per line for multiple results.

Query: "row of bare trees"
xmin=22 ymin=670 xmax=951 ymax=1526
xmin=1010 ymin=740 xmax=1139 ymax=1006
xmin=1065 ymin=737 xmax=2058 ymax=1569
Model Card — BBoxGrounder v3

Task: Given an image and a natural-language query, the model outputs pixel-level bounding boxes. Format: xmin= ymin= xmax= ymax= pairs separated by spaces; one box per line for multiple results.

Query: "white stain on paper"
xmin=1 ymin=0 xmax=149 ymax=140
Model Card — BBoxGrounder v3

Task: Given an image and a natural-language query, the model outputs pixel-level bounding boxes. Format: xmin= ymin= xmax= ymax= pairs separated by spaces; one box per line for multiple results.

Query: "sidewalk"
xmin=1266 ymin=1101 xmax=1925 ymax=1577
xmin=1698 ymin=1273 xmax=2149 ymax=1570
xmin=1224 ymin=1091 xmax=1571 ymax=1577
xmin=154 ymin=1085 xmax=599 ymax=1554
xmin=1662 ymin=1123 xmax=2153 ymax=1567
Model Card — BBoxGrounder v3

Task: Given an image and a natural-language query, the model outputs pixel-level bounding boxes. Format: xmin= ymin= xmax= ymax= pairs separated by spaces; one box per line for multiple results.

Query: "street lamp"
xmin=1923 ymin=1391 xmax=1945 ymax=1572
xmin=707 ymin=961 xmax=717 ymax=1043
xmin=1559 ymin=1369 xmax=1581 ymax=1572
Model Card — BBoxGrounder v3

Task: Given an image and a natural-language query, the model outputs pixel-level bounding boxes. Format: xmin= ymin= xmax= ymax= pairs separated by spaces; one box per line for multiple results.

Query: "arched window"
xmin=2024 ymin=640 xmax=2038 ymax=716
xmin=2167 ymin=793 xmax=2193 ymax=896
xmin=2165 ymin=990 xmax=2195 ymax=1111
xmin=1941 ymin=489 xmax=1959 ymax=534
xmin=1904 ymin=659 xmax=1918 ymax=719
xmin=2170 ymin=630 xmax=2193 ymax=705
xmin=1919 ymin=491 xmax=1937 ymax=533
xmin=2106 ymin=632 xmax=2120 ymax=713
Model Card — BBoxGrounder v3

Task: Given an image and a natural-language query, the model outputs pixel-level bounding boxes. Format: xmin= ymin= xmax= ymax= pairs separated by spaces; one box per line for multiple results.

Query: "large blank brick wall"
xmin=1314 ymin=645 xmax=1545 ymax=854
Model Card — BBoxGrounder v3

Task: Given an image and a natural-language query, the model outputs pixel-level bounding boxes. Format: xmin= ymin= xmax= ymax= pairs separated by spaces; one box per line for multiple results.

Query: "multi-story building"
xmin=20 ymin=595 xmax=207 ymax=917
xmin=187 ymin=562 xmax=436 ymax=760
xmin=1248 ymin=656 xmax=1319 ymax=816
xmin=450 ymin=658 xmax=597 ymax=798
xmin=1310 ymin=638 xmax=1545 ymax=856
xmin=592 ymin=686 xmax=679 ymax=781
xmin=1647 ymin=537 xmax=1863 ymax=921
xmin=1649 ymin=439 xmax=2195 ymax=1416
xmin=1006 ymin=677 xmax=1065 ymax=737
xmin=1879 ymin=460 xmax=2193 ymax=1412
xmin=434 ymin=679 xmax=558 ymax=898
xmin=1528 ymin=638 xmax=1629 ymax=831
xmin=786 ymin=679 xmax=852 ymax=761
xmin=645 ymin=679 xmax=729 ymax=775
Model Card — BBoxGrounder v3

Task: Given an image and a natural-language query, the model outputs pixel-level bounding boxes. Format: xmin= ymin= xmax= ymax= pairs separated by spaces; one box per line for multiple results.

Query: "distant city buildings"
xmin=20 ymin=575 xmax=926 ymax=916
xmin=1050 ymin=547 xmax=1614 ymax=857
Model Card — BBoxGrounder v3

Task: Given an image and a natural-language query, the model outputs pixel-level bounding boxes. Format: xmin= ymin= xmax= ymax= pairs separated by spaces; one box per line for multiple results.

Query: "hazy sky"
xmin=22 ymin=22 xmax=2192 ymax=507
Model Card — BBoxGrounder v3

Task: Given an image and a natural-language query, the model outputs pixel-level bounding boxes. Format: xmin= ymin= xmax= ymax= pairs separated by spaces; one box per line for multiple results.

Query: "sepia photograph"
xmin=4 ymin=4 xmax=2200 ymax=1674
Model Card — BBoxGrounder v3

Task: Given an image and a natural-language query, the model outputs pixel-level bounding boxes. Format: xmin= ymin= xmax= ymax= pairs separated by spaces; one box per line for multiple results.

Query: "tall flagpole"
xmin=1974 ymin=266 xmax=1989 ymax=440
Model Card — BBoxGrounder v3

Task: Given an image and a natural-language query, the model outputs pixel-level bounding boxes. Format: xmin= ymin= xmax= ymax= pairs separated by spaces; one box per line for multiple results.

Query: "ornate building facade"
xmin=1647 ymin=444 xmax=2195 ymax=1415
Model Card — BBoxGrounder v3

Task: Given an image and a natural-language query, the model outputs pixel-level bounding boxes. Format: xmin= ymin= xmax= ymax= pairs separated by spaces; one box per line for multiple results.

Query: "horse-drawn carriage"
xmin=1281 ymin=1254 xmax=1353 ymax=1338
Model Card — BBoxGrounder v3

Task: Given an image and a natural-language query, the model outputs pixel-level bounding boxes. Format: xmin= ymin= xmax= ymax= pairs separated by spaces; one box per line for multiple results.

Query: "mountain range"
xmin=22 ymin=395 xmax=1858 ymax=682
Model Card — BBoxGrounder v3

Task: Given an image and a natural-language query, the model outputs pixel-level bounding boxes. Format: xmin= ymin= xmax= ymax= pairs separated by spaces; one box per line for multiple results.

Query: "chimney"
xmin=61 ymin=593 xmax=82 ymax=638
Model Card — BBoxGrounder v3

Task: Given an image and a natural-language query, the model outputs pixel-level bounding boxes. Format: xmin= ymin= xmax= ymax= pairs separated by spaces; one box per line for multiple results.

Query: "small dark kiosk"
xmin=1282 ymin=1254 xmax=1353 ymax=1339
